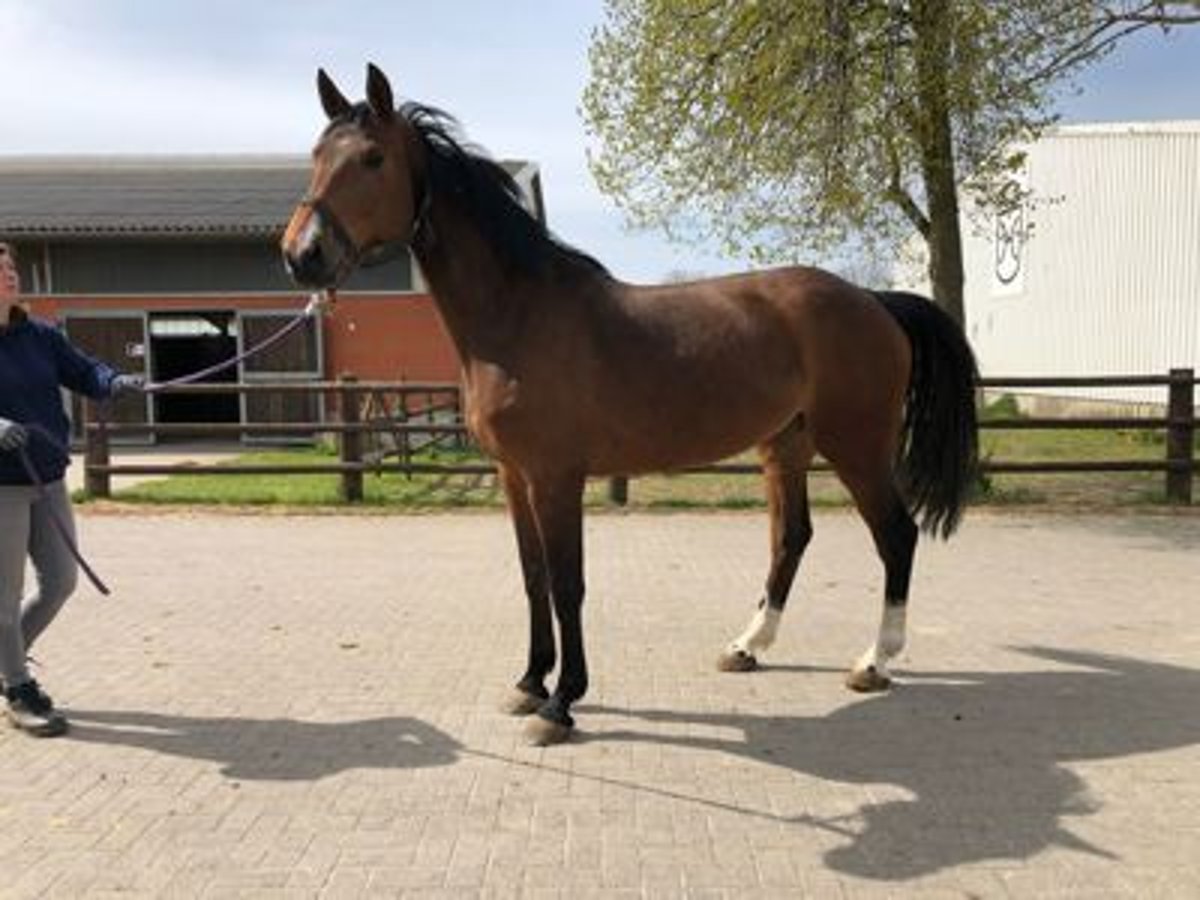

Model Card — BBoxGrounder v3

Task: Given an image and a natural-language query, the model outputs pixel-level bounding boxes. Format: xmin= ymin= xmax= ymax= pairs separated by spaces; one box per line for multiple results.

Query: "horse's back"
xmin=561 ymin=266 xmax=910 ymax=474
xmin=612 ymin=265 xmax=909 ymax=409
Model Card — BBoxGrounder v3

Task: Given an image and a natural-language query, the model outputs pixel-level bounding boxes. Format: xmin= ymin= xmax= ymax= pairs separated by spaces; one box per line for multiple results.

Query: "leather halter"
xmin=297 ymin=181 xmax=432 ymax=270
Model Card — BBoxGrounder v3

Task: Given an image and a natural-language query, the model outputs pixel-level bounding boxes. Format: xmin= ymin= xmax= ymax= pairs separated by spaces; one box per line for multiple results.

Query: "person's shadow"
xmin=65 ymin=710 xmax=460 ymax=781
xmin=583 ymin=647 xmax=1200 ymax=880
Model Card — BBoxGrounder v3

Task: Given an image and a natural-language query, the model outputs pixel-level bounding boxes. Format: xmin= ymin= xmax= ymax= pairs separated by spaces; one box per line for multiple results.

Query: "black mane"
xmin=402 ymin=103 xmax=610 ymax=278
xmin=330 ymin=102 xmax=609 ymax=279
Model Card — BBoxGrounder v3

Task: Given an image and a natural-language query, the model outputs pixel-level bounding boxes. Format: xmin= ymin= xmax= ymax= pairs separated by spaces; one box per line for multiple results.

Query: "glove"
xmin=0 ymin=418 xmax=29 ymax=452
xmin=110 ymin=374 xmax=146 ymax=396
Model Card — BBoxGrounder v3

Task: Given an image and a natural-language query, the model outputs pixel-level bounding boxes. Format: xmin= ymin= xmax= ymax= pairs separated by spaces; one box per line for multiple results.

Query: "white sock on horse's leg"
xmin=729 ymin=604 xmax=782 ymax=656
xmin=852 ymin=602 xmax=907 ymax=681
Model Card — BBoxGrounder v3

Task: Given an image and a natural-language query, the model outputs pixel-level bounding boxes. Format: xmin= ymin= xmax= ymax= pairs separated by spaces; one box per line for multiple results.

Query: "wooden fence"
xmin=82 ymin=368 xmax=1197 ymax=504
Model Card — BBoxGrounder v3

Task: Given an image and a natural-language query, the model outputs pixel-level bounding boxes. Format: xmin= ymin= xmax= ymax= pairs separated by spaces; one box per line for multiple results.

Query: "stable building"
xmin=0 ymin=153 xmax=544 ymax=436
xmin=900 ymin=121 xmax=1200 ymax=412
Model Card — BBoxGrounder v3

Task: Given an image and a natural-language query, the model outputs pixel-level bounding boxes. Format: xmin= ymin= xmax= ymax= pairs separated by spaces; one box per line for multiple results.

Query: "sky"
xmin=1 ymin=1 xmax=1199 ymax=284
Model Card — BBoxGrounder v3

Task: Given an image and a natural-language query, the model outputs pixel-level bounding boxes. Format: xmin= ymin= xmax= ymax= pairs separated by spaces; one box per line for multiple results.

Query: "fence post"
xmin=1166 ymin=367 xmax=1195 ymax=504
xmin=83 ymin=400 xmax=111 ymax=499
xmin=454 ymin=385 xmax=466 ymax=450
xmin=609 ymin=476 xmax=629 ymax=506
xmin=397 ymin=387 xmax=412 ymax=475
xmin=339 ymin=374 xmax=363 ymax=503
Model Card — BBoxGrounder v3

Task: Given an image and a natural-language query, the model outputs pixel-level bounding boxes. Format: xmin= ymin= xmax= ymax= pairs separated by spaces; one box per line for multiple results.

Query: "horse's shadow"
xmin=583 ymin=647 xmax=1200 ymax=880
xmin=65 ymin=710 xmax=460 ymax=781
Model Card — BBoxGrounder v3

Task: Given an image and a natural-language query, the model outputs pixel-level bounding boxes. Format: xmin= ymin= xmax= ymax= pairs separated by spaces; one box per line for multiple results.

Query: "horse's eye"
xmin=363 ymin=149 xmax=384 ymax=170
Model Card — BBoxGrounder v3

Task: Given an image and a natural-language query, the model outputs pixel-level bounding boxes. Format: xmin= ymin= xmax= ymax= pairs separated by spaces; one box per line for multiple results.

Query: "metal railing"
xmin=82 ymin=368 xmax=1197 ymax=504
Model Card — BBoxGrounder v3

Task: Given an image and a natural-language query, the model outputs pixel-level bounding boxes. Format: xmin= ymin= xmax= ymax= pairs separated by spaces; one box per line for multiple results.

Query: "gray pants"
xmin=0 ymin=480 xmax=78 ymax=687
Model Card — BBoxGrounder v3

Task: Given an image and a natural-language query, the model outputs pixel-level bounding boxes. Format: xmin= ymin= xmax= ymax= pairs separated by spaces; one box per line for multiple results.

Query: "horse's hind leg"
xmin=718 ymin=419 xmax=814 ymax=672
xmin=837 ymin=463 xmax=918 ymax=692
xmin=498 ymin=464 xmax=555 ymax=716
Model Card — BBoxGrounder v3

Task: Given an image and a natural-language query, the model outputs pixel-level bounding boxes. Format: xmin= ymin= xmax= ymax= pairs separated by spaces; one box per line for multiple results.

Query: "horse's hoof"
xmin=500 ymin=689 xmax=545 ymax=716
xmin=845 ymin=665 xmax=893 ymax=693
xmin=523 ymin=715 xmax=574 ymax=746
xmin=717 ymin=648 xmax=758 ymax=672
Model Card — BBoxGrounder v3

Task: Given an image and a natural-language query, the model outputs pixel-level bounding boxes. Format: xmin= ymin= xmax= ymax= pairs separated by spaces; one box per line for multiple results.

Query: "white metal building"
xmin=904 ymin=121 xmax=1200 ymax=409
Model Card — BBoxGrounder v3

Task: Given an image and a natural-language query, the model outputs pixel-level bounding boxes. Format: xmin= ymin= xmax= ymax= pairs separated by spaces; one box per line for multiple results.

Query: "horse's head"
xmin=282 ymin=64 xmax=423 ymax=289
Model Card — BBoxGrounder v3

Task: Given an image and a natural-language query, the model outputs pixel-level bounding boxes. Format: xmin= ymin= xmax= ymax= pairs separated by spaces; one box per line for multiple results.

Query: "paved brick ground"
xmin=1 ymin=508 xmax=1197 ymax=898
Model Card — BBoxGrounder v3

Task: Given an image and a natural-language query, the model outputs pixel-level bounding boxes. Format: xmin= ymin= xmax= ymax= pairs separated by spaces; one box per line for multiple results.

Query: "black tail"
xmin=874 ymin=291 xmax=979 ymax=539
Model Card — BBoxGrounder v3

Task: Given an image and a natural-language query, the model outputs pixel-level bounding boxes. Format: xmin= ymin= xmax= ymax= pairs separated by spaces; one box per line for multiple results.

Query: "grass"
xmin=113 ymin=445 xmax=781 ymax=510
xmin=115 ymin=446 xmax=506 ymax=509
xmin=974 ymin=394 xmax=1169 ymax=506
xmin=103 ymin=398 xmax=1188 ymax=511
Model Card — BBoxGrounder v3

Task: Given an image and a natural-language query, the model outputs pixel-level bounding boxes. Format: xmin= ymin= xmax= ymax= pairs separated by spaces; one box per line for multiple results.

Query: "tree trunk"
xmin=922 ymin=132 xmax=965 ymax=327
xmin=912 ymin=0 xmax=966 ymax=328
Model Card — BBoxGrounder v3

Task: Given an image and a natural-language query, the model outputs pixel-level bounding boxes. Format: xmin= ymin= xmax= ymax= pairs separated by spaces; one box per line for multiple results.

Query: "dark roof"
xmin=0 ymin=154 xmax=536 ymax=238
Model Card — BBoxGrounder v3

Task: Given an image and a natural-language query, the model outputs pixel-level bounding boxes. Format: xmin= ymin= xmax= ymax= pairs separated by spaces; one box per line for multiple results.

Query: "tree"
xmin=583 ymin=1 xmax=1200 ymax=325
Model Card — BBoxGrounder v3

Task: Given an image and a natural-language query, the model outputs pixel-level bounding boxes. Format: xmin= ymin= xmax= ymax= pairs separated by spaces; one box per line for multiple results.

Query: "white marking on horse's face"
xmin=296 ymin=210 xmax=323 ymax=254
xmin=730 ymin=606 xmax=782 ymax=655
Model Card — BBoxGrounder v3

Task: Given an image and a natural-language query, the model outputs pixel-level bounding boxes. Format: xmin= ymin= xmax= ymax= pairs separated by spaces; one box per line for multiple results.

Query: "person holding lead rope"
xmin=0 ymin=241 xmax=143 ymax=736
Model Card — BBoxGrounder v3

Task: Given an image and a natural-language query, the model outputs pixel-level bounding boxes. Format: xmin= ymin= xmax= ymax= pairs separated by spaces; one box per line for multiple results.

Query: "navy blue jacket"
xmin=0 ymin=314 xmax=118 ymax=485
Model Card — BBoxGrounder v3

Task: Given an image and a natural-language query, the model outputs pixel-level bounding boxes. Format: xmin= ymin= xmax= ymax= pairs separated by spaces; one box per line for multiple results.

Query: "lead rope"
xmin=145 ymin=291 xmax=334 ymax=392
xmin=16 ymin=432 xmax=110 ymax=596
xmin=8 ymin=291 xmax=336 ymax=597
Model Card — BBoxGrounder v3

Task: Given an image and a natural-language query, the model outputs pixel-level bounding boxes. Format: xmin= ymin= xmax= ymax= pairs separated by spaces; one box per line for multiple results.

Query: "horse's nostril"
xmin=283 ymin=241 xmax=332 ymax=287
xmin=298 ymin=244 xmax=324 ymax=276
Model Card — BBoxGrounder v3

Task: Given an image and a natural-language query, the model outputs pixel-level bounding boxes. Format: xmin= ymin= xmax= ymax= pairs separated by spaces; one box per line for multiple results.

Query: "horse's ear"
xmin=317 ymin=68 xmax=352 ymax=120
xmin=365 ymin=63 xmax=395 ymax=119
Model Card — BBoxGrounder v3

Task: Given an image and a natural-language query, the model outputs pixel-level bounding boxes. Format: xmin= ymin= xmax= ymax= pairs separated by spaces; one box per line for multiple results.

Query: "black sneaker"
xmin=5 ymin=680 xmax=67 ymax=737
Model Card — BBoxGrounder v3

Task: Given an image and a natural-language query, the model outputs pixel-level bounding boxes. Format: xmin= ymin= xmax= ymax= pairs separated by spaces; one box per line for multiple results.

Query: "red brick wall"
xmin=323 ymin=294 xmax=461 ymax=382
xmin=25 ymin=292 xmax=462 ymax=383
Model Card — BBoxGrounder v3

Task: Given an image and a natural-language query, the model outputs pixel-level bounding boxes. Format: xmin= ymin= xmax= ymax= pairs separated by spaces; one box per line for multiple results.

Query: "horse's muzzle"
xmin=283 ymin=242 xmax=337 ymax=289
xmin=282 ymin=198 xmax=359 ymax=289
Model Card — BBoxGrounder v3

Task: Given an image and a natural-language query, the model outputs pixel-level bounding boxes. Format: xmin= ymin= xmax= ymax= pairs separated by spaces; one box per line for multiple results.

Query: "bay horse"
xmin=282 ymin=65 xmax=979 ymax=746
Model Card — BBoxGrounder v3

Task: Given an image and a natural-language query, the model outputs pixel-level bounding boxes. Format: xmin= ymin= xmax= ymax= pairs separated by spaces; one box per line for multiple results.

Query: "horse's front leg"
xmin=498 ymin=464 xmax=555 ymax=716
xmin=523 ymin=470 xmax=587 ymax=746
